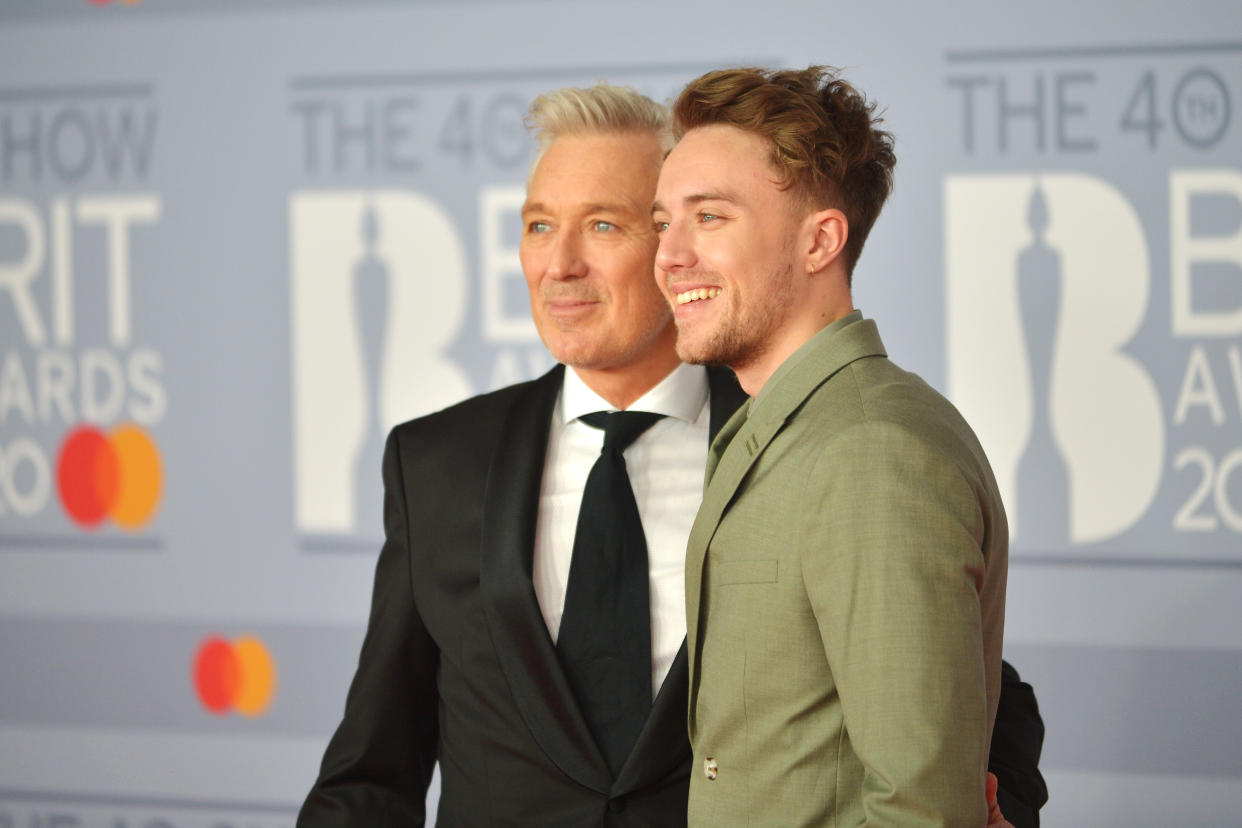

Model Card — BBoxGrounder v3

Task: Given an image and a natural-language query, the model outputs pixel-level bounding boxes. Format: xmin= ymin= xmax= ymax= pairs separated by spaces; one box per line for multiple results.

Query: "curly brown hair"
xmin=672 ymin=66 xmax=896 ymax=278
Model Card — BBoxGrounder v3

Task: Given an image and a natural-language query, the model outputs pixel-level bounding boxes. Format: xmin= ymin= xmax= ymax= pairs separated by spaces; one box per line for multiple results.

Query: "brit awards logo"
xmin=289 ymin=191 xmax=474 ymax=541
xmin=946 ymin=174 xmax=1166 ymax=547
xmin=942 ymin=45 xmax=1242 ymax=556
xmin=0 ymin=83 xmax=166 ymax=539
xmin=945 ymin=167 xmax=1242 ymax=553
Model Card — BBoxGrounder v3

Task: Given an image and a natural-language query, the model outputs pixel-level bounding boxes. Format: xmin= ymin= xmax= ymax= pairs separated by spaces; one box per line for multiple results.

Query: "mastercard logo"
xmin=56 ymin=424 xmax=162 ymax=530
xmin=193 ymin=635 xmax=278 ymax=717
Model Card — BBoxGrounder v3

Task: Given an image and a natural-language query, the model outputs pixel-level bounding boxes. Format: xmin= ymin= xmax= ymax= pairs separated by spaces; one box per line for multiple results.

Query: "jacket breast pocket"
xmin=716 ymin=559 xmax=779 ymax=586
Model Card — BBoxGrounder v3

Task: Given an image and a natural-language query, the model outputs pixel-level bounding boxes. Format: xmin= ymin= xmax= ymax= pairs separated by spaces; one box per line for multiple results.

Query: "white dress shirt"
xmin=532 ymin=362 xmax=711 ymax=699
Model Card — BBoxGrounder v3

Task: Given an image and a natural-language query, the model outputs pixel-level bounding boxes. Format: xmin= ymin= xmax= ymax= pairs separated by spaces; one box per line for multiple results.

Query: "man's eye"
xmin=699 ymin=213 xmax=719 ymax=223
xmin=654 ymin=221 xmax=669 ymax=233
xmin=593 ymin=221 xmax=616 ymax=232
xmin=528 ymin=221 xmax=551 ymax=233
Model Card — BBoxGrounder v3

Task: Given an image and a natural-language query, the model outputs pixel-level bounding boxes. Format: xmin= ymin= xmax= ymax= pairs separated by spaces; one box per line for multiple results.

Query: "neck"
xmin=572 ymin=334 xmax=683 ymax=410
xmin=733 ymin=298 xmax=854 ymax=398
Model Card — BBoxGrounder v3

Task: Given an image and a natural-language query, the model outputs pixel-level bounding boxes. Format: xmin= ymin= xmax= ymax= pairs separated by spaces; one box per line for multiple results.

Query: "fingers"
xmin=985 ymin=772 xmax=1009 ymax=826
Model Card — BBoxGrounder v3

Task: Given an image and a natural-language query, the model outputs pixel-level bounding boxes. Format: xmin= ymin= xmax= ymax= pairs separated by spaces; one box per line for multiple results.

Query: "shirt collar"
xmin=560 ymin=361 xmax=710 ymax=425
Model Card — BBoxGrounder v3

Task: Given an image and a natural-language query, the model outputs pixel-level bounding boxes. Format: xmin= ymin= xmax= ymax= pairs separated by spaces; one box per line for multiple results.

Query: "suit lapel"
xmin=683 ymin=407 xmax=785 ymax=724
xmin=614 ymin=367 xmax=750 ymax=787
xmin=614 ymin=641 xmax=689 ymax=791
xmin=480 ymin=364 xmax=754 ymax=794
xmin=479 ymin=364 xmax=612 ymax=794
xmin=685 ymin=369 xmax=751 ymax=646
xmin=685 ymin=316 xmax=889 ymax=729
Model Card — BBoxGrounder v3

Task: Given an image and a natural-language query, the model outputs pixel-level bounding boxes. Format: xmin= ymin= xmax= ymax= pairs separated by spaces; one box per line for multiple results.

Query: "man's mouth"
xmin=546 ymin=294 xmax=598 ymax=309
xmin=674 ymin=287 xmax=721 ymax=305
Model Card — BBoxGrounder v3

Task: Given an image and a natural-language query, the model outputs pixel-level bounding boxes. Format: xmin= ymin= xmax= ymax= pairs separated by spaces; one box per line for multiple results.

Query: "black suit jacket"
xmin=298 ymin=365 xmax=1046 ymax=827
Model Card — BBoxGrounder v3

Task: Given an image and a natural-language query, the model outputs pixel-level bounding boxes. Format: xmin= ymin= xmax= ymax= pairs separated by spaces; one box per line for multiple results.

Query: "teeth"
xmin=675 ymin=287 xmax=721 ymax=305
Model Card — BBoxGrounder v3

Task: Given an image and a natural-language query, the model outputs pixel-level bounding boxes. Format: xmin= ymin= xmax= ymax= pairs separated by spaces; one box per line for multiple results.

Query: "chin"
xmin=674 ymin=341 xmax=714 ymax=367
xmin=559 ymin=347 xmax=624 ymax=372
xmin=678 ymin=330 xmax=754 ymax=369
xmin=543 ymin=333 xmax=598 ymax=366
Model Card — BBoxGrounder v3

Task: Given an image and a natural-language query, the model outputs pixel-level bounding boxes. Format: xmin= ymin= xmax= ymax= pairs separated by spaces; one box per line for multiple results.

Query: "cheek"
xmin=519 ymin=249 xmax=543 ymax=294
xmin=704 ymin=241 xmax=731 ymax=276
xmin=704 ymin=229 xmax=756 ymax=271
xmin=629 ymin=272 xmax=672 ymax=315
xmin=621 ymin=246 xmax=664 ymax=299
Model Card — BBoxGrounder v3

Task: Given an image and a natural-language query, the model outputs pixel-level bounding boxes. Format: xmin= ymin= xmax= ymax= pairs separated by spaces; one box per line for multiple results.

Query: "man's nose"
xmin=547 ymin=232 xmax=587 ymax=280
xmin=655 ymin=221 xmax=695 ymax=273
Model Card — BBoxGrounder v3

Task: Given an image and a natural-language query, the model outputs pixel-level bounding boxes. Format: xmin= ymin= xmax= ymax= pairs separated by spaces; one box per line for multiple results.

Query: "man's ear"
xmin=804 ymin=208 xmax=848 ymax=275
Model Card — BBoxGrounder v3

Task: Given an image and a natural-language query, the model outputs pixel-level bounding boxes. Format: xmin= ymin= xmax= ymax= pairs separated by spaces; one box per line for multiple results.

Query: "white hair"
xmin=525 ymin=83 xmax=672 ymax=183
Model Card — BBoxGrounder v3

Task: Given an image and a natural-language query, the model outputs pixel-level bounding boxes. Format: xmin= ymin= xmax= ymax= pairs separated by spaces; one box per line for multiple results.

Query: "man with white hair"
xmin=297 ymin=82 xmax=1046 ymax=827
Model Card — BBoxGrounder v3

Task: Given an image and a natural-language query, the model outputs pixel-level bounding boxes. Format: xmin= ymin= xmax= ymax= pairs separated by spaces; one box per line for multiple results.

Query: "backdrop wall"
xmin=2 ymin=1 xmax=1240 ymax=826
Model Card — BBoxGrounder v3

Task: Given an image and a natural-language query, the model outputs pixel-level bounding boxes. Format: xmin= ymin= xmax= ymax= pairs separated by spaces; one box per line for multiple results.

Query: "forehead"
xmin=526 ymin=131 xmax=663 ymax=213
xmin=658 ymin=124 xmax=779 ymax=198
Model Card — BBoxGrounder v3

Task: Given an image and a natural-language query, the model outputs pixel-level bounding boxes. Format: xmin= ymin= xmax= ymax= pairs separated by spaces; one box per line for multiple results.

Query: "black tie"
xmin=557 ymin=410 xmax=665 ymax=776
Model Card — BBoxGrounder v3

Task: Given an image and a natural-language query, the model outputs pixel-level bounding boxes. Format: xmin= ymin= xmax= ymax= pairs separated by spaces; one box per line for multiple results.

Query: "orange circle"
xmin=107 ymin=424 xmax=162 ymax=529
xmin=231 ymin=636 xmax=277 ymax=716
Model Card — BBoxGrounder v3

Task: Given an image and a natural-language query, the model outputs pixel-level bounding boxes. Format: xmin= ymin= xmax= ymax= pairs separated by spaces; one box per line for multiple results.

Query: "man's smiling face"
xmin=653 ymin=124 xmax=807 ymax=373
xmin=520 ymin=131 xmax=676 ymax=380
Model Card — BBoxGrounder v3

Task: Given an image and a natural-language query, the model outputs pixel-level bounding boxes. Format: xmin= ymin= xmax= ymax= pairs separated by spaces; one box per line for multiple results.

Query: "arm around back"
xmin=989 ymin=660 xmax=1048 ymax=828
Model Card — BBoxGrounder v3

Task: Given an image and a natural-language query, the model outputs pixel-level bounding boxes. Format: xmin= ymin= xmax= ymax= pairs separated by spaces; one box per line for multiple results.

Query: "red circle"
xmin=57 ymin=427 xmax=119 ymax=527
xmin=193 ymin=637 xmax=241 ymax=715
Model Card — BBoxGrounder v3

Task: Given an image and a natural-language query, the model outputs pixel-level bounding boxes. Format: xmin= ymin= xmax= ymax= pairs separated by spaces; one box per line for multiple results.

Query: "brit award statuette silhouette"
xmin=1015 ymin=182 xmax=1072 ymax=549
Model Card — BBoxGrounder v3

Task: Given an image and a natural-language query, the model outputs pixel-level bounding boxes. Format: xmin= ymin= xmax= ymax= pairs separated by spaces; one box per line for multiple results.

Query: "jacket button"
xmin=704 ymin=756 xmax=718 ymax=781
xmin=608 ymin=797 xmax=627 ymax=814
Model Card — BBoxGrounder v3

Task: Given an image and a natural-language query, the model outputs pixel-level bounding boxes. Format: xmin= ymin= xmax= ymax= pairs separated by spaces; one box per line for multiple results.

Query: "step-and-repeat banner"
xmin=2 ymin=1 xmax=1239 ymax=825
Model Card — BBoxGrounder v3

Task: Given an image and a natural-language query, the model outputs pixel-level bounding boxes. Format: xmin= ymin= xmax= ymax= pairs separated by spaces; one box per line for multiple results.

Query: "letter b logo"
xmin=945 ymin=173 xmax=1164 ymax=546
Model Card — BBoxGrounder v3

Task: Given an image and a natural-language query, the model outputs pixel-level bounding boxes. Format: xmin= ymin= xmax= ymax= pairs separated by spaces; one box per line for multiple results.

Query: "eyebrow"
xmin=651 ymin=191 xmax=739 ymax=214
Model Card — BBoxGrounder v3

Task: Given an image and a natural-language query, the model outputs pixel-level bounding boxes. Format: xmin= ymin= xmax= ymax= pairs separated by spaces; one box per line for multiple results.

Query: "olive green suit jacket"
xmin=685 ymin=313 xmax=1008 ymax=827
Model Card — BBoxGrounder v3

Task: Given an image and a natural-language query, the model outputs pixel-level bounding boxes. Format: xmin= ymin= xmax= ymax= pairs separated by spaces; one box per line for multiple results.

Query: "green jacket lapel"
xmin=685 ymin=313 xmax=889 ymax=729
